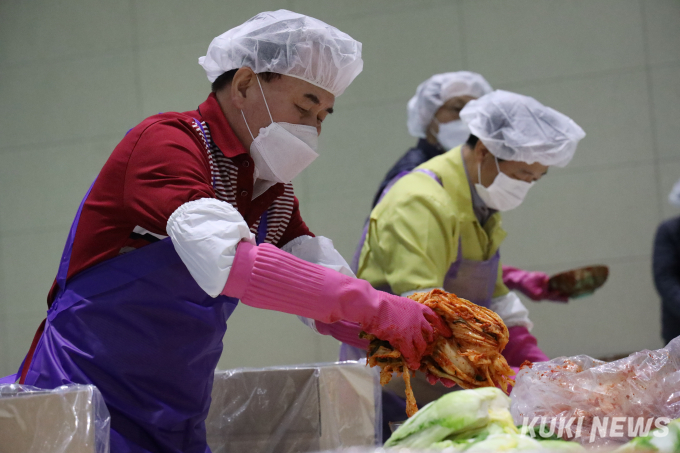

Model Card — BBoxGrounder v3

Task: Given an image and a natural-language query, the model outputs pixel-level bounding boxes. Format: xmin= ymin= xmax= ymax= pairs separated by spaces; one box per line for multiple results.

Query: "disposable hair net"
xmin=460 ymin=90 xmax=586 ymax=167
xmin=199 ymin=10 xmax=363 ymax=96
xmin=669 ymin=179 xmax=680 ymax=207
xmin=407 ymin=71 xmax=493 ymax=138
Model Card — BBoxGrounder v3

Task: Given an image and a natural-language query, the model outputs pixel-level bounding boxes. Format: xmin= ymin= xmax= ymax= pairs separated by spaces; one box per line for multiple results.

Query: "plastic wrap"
xmin=510 ymin=337 xmax=680 ymax=448
xmin=206 ymin=361 xmax=382 ymax=453
xmin=0 ymin=383 xmax=110 ymax=453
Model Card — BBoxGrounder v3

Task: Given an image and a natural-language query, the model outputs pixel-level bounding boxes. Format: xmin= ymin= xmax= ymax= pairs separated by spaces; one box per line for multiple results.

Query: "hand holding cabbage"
xmin=363 ymin=289 xmax=515 ymax=417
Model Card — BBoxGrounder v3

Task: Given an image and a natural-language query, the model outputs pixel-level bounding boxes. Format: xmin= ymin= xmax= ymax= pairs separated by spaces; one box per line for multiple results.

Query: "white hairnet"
xmin=460 ymin=90 xmax=585 ymax=167
xmin=669 ymin=179 xmax=680 ymax=207
xmin=198 ymin=10 xmax=363 ymax=96
xmin=407 ymin=71 xmax=493 ymax=138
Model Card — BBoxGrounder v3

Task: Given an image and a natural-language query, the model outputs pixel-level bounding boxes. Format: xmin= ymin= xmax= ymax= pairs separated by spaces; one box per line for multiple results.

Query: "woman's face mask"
xmin=434 ymin=118 xmax=470 ymax=150
xmin=241 ymin=76 xmax=319 ymax=184
xmin=475 ymin=157 xmax=534 ymax=211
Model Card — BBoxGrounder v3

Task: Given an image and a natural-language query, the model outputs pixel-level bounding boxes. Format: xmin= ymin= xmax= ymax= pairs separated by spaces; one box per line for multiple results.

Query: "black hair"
xmin=211 ymin=70 xmax=282 ymax=92
xmin=466 ymin=134 xmax=480 ymax=149
xmin=466 ymin=134 xmax=505 ymax=161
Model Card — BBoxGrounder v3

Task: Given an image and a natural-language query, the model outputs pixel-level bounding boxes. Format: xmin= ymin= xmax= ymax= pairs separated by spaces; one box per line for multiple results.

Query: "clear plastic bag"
xmin=0 ymin=383 xmax=110 ymax=453
xmin=206 ymin=361 xmax=382 ymax=453
xmin=510 ymin=337 xmax=680 ymax=448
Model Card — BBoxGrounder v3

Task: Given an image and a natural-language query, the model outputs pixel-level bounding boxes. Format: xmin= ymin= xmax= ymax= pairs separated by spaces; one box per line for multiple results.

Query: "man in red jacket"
xmin=7 ymin=10 xmax=450 ymax=453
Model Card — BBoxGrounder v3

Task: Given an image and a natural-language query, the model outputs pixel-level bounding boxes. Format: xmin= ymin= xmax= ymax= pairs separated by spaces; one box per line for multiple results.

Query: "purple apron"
xmin=12 ymin=165 xmax=268 ymax=450
xmin=342 ymin=168 xmax=499 ymax=361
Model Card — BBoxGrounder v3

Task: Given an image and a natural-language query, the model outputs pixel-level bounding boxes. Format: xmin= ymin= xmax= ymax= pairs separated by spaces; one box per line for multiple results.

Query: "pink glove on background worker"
xmin=223 ymin=242 xmax=452 ymax=369
xmin=502 ymin=266 xmax=568 ymax=302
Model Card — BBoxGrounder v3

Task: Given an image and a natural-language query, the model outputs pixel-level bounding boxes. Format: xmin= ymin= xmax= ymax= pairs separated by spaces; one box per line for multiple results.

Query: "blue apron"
xmin=10 ymin=157 xmax=268 ymax=451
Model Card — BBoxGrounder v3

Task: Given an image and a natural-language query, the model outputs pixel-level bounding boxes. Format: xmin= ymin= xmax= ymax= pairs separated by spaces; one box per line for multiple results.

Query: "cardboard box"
xmin=206 ymin=362 xmax=381 ymax=453
xmin=0 ymin=384 xmax=109 ymax=453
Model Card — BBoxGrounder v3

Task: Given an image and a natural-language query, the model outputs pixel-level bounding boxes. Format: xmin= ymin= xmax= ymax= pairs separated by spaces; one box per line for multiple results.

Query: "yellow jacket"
xmin=357 ymin=146 xmax=510 ymax=297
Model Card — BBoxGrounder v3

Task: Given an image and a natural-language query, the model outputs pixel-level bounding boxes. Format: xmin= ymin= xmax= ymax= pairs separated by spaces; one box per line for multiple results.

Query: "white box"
xmin=206 ymin=361 xmax=381 ymax=453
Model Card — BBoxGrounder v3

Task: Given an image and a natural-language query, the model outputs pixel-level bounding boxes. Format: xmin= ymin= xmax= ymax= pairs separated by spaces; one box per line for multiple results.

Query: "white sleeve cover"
xmin=489 ymin=291 xmax=534 ymax=330
xmin=281 ymin=235 xmax=356 ymax=277
xmin=167 ymin=198 xmax=256 ymax=298
xmin=281 ymin=235 xmax=355 ymax=332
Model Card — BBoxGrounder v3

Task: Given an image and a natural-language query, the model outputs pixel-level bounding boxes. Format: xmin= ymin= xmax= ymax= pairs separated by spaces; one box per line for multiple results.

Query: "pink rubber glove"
xmin=223 ymin=242 xmax=452 ymax=369
xmin=315 ymin=320 xmax=369 ymax=350
xmin=425 ymin=372 xmax=456 ymax=388
xmin=502 ymin=266 xmax=568 ymax=302
xmin=502 ymin=325 xmax=550 ymax=367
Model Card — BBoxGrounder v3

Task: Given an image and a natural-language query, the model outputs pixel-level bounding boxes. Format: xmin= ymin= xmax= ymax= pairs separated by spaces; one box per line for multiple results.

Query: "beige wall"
xmin=1 ymin=0 xmax=679 ymax=377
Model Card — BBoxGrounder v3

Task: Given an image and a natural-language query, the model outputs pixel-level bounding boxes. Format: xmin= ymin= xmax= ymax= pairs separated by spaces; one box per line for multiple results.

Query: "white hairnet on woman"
xmin=460 ymin=90 xmax=586 ymax=167
xmin=407 ymin=71 xmax=493 ymax=138
xmin=199 ymin=9 xmax=363 ymax=96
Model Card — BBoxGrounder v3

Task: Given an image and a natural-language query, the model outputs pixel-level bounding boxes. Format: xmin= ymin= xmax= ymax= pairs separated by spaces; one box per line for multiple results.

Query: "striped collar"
xmin=190 ymin=118 xmax=294 ymax=244
xmin=196 ymin=93 xmax=249 ymax=159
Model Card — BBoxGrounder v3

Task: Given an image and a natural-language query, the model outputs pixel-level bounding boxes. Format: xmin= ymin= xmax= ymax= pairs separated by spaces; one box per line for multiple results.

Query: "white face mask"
xmin=434 ymin=119 xmax=470 ymax=150
xmin=475 ymin=157 xmax=534 ymax=211
xmin=241 ymin=76 xmax=319 ymax=184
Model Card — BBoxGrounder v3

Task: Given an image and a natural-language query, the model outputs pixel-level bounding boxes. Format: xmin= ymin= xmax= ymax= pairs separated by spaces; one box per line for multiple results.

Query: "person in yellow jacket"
xmin=356 ymin=89 xmax=585 ymax=361
xmin=347 ymin=90 xmax=585 ymax=422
